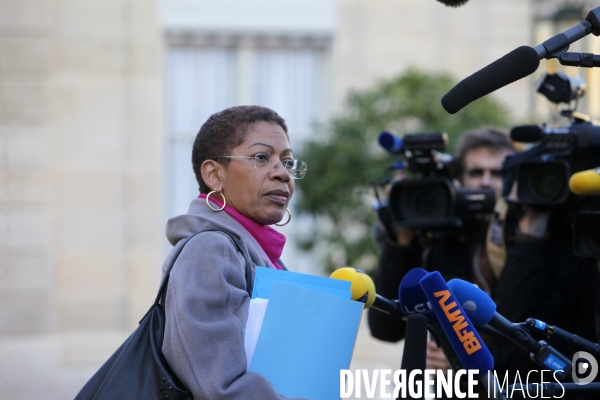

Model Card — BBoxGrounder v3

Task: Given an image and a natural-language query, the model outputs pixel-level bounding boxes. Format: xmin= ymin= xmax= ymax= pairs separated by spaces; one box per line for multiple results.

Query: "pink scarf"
xmin=199 ymin=194 xmax=285 ymax=270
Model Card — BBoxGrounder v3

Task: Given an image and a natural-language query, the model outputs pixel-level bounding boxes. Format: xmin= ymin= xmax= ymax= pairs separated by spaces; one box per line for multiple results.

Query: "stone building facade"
xmin=1 ymin=0 xmax=598 ymax=398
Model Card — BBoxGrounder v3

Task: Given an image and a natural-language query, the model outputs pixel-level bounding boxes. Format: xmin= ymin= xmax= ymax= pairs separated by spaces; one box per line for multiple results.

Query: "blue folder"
xmin=249 ymin=281 xmax=363 ymax=400
xmin=251 ymin=267 xmax=352 ymax=300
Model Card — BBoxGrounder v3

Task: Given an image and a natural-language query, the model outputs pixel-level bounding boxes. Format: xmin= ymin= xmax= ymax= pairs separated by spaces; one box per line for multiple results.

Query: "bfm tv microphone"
xmin=569 ymin=167 xmax=600 ymax=195
xmin=419 ymin=271 xmax=494 ymax=375
xmin=329 ymin=267 xmax=404 ymax=318
xmin=447 ymin=278 xmax=572 ymax=380
xmin=442 ymin=6 xmax=600 ymax=114
xmin=398 ymin=268 xmax=465 ymax=372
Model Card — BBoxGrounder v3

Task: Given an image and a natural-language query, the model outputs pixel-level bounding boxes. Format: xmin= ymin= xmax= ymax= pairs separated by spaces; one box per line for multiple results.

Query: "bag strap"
xmin=153 ymin=229 xmax=254 ymax=306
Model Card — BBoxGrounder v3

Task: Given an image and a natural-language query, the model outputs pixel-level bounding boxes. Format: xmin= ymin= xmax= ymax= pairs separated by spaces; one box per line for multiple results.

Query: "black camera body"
xmin=503 ymin=121 xmax=600 ymax=205
xmin=503 ymin=72 xmax=600 ymax=256
xmin=383 ymin=132 xmax=495 ymax=230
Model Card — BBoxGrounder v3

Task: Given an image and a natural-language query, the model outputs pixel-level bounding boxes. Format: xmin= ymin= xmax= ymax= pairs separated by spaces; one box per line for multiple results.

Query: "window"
xmin=166 ymin=39 xmax=327 ymax=218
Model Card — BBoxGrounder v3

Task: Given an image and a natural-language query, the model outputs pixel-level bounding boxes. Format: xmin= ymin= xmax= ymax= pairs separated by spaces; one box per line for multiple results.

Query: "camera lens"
xmin=401 ymin=184 xmax=448 ymax=219
xmin=414 ymin=190 xmax=437 ymax=215
xmin=389 ymin=178 xmax=452 ymax=227
xmin=529 ymin=164 xmax=566 ymax=202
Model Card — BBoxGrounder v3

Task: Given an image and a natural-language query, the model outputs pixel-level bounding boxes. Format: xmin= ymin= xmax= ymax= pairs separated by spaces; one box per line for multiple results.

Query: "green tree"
xmin=295 ymin=67 xmax=512 ymax=273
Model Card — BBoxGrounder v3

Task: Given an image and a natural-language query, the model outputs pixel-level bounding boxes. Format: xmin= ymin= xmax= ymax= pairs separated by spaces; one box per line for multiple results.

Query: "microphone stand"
xmin=536 ymin=6 xmax=600 ymax=68
xmin=555 ymin=52 xmax=600 ymax=68
xmin=535 ymin=6 xmax=600 ymax=63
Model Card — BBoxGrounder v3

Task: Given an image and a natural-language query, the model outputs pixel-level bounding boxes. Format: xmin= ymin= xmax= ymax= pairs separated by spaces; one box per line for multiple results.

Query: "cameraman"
xmin=368 ymin=127 xmax=516 ymax=368
xmin=490 ymin=177 xmax=600 ymax=386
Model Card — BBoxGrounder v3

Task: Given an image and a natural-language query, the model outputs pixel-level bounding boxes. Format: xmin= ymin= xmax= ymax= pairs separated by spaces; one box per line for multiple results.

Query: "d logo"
xmin=572 ymin=351 xmax=598 ymax=385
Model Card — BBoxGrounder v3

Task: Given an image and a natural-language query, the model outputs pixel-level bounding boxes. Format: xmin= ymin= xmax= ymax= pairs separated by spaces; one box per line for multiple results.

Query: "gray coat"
xmin=161 ymin=198 xmax=306 ymax=399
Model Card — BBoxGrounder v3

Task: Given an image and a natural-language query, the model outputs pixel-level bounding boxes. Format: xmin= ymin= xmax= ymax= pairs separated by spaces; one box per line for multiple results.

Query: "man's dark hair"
xmin=192 ymin=105 xmax=288 ymax=193
xmin=454 ymin=126 xmax=515 ymax=179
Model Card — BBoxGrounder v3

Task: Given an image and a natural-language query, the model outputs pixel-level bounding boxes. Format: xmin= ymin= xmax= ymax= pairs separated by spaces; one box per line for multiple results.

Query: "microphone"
xmin=398 ymin=268 xmax=436 ymax=323
xmin=329 ymin=267 xmax=403 ymax=317
xmin=419 ymin=271 xmax=494 ymax=375
xmin=526 ymin=318 xmax=600 ymax=359
xmin=436 ymin=0 xmax=469 ymax=7
xmin=442 ymin=7 xmax=600 ymax=114
xmin=400 ymin=314 xmax=429 ymax=400
xmin=447 ymin=278 xmax=572 ymax=380
xmin=378 ymin=131 xmax=404 ymax=154
xmin=569 ymin=167 xmax=600 ymax=195
xmin=510 ymin=125 xmax=542 ymax=143
xmin=398 ymin=268 xmax=464 ymax=372
xmin=510 ymin=123 xmax=600 ymax=146
xmin=441 ymin=46 xmax=540 ymax=114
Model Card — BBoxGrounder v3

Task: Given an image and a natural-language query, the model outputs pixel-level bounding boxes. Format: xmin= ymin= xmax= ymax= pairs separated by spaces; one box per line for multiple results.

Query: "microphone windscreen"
xmin=330 ymin=267 xmax=376 ymax=308
xmin=569 ymin=168 xmax=600 ymax=195
xmin=398 ymin=268 xmax=438 ymax=324
xmin=441 ymin=46 xmax=540 ymax=114
xmin=400 ymin=314 xmax=428 ymax=373
xmin=419 ymin=271 xmax=493 ymax=374
xmin=436 ymin=0 xmax=469 ymax=6
xmin=378 ymin=131 xmax=404 ymax=154
xmin=510 ymin=125 xmax=542 ymax=143
xmin=447 ymin=279 xmax=496 ymax=326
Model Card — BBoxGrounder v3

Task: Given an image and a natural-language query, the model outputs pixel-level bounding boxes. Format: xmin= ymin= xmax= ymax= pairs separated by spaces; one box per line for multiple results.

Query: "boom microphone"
xmin=419 ymin=271 xmax=494 ymax=374
xmin=442 ymin=6 xmax=600 ymax=114
xmin=441 ymin=46 xmax=540 ymax=114
xmin=569 ymin=167 xmax=600 ymax=195
xmin=448 ymin=278 xmax=572 ymax=380
xmin=436 ymin=0 xmax=469 ymax=7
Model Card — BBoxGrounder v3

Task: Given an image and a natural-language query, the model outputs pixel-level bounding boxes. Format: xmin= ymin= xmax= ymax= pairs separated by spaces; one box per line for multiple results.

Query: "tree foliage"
xmin=295 ymin=67 xmax=512 ymax=273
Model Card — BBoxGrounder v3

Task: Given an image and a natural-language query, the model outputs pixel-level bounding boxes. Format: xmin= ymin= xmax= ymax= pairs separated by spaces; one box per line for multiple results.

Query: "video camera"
xmin=502 ymin=72 xmax=600 ymax=256
xmin=377 ymin=131 xmax=495 ymax=230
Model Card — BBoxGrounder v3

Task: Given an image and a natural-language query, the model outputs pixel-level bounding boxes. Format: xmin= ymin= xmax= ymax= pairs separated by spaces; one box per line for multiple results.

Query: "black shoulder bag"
xmin=74 ymin=229 xmax=253 ymax=400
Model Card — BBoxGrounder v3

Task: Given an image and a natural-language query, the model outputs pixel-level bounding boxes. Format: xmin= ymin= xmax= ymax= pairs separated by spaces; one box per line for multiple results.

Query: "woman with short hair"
xmin=161 ymin=105 xmax=308 ymax=399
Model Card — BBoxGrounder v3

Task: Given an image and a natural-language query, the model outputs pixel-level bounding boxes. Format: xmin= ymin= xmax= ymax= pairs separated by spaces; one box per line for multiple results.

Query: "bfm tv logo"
xmin=572 ymin=351 xmax=598 ymax=385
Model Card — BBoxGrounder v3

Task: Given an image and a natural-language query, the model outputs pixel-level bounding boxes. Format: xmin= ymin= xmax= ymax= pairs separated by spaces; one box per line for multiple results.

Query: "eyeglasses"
xmin=218 ymin=153 xmax=308 ymax=179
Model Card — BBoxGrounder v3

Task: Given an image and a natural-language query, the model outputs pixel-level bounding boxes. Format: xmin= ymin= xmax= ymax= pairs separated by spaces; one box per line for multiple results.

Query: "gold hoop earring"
xmin=275 ymin=208 xmax=292 ymax=226
xmin=206 ymin=191 xmax=226 ymax=211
